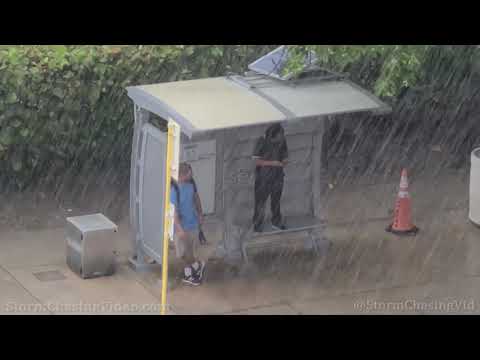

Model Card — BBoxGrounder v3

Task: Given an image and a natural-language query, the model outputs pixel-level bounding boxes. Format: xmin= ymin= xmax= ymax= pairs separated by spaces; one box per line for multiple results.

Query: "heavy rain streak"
xmin=1 ymin=45 xmax=480 ymax=315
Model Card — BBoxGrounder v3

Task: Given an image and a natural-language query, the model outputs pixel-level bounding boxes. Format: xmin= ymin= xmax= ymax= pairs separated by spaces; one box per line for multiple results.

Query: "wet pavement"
xmin=0 ymin=170 xmax=479 ymax=315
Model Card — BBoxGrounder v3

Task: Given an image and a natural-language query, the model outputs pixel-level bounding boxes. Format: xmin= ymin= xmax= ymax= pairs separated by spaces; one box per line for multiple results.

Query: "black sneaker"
xmin=192 ymin=261 xmax=205 ymax=281
xmin=254 ymin=225 xmax=263 ymax=233
xmin=182 ymin=274 xmax=201 ymax=286
xmin=272 ymin=223 xmax=287 ymax=231
xmin=182 ymin=266 xmax=201 ymax=286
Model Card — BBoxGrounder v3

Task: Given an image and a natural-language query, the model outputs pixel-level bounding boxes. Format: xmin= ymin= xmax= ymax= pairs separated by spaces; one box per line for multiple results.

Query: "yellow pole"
xmin=160 ymin=123 xmax=175 ymax=315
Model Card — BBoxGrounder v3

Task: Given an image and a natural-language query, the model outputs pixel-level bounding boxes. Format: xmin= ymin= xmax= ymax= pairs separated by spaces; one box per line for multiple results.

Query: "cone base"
xmin=386 ymin=224 xmax=419 ymax=236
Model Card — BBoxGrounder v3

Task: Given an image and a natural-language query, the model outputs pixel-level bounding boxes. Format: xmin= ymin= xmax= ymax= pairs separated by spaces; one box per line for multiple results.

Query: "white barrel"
xmin=470 ymin=148 xmax=480 ymax=225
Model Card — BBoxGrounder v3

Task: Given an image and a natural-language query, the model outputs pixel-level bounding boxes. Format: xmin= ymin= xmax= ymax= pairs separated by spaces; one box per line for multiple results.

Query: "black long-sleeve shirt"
xmin=252 ymin=136 xmax=288 ymax=179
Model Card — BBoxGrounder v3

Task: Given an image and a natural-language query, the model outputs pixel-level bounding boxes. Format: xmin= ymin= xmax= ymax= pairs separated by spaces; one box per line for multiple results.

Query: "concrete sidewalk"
xmin=0 ymin=170 xmax=479 ymax=315
xmin=1 ymin=212 xmax=479 ymax=315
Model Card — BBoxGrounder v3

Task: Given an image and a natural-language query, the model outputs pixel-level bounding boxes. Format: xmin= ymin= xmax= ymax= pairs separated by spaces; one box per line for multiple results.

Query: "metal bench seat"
xmin=241 ymin=216 xmax=326 ymax=263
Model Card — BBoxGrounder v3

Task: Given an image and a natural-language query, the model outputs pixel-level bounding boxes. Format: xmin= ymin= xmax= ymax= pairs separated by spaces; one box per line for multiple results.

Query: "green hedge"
xmin=0 ymin=45 xmax=275 ymax=192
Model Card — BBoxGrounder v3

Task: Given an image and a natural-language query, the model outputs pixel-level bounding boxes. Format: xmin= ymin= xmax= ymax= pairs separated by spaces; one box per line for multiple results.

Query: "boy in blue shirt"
xmin=170 ymin=162 xmax=205 ymax=286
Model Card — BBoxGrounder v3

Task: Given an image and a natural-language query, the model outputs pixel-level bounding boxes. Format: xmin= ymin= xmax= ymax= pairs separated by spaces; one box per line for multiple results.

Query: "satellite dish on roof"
xmin=248 ymin=46 xmax=318 ymax=81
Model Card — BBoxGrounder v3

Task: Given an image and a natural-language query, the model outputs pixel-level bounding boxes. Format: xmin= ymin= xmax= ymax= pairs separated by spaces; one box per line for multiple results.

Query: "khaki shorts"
xmin=174 ymin=229 xmax=199 ymax=263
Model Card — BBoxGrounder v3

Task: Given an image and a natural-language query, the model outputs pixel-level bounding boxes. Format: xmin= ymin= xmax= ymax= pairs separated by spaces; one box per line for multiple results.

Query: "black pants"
xmin=253 ymin=174 xmax=284 ymax=229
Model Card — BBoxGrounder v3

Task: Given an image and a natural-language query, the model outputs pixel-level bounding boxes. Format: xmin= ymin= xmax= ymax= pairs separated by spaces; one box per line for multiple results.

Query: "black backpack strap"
xmin=191 ymin=178 xmax=198 ymax=193
xmin=171 ymin=178 xmax=180 ymax=205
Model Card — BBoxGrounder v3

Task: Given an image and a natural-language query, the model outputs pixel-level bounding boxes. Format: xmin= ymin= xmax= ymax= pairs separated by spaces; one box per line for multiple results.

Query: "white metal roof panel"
xmin=127 ymin=76 xmax=390 ymax=137
xmin=256 ymin=79 xmax=385 ymax=118
xmin=127 ymin=77 xmax=286 ymax=137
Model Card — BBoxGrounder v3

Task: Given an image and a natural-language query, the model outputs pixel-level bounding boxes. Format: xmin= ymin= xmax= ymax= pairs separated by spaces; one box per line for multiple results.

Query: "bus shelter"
xmin=126 ymin=70 xmax=390 ymax=275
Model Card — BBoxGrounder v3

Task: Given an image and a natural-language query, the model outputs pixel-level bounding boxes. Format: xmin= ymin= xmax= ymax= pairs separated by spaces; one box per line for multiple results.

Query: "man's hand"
xmin=199 ymin=214 xmax=205 ymax=226
xmin=256 ymin=159 xmax=284 ymax=168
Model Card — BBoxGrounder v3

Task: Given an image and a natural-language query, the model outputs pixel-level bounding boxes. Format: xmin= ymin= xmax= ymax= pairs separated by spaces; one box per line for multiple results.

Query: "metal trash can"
xmin=66 ymin=213 xmax=118 ymax=279
xmin=470 ymin=148 xmax=480 ymax=226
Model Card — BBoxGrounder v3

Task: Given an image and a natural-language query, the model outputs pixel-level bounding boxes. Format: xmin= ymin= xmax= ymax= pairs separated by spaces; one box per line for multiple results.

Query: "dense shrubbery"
xmin=0 ymin=45 xmax=275 ymax=192
xmin=1 ymin=45 xmax=479 ymax=193
xmin=316 ymin=46 xmax=480 ymax=178
xmin=287 ymin=45 xmax=480 ymax=99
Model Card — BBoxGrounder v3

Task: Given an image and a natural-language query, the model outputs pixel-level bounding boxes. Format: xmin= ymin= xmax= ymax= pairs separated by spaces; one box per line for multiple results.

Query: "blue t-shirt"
xmin=170 ymin=182 xmax=199 ymax=231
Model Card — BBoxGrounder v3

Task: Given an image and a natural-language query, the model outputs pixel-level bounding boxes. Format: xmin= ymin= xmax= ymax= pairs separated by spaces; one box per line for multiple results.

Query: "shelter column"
xmin=130 ymin=105 xmax=150 ymax=263
xmin=312 ymin=116 xmax=329 ymax=250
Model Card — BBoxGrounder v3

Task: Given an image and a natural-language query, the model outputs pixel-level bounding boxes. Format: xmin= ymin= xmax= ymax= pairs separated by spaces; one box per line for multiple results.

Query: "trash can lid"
xmin=66 ymin=213 xmax=118 ymax=233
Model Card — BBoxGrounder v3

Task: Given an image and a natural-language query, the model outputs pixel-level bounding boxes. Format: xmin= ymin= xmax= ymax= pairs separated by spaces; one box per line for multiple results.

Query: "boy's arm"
xmin=194 ymin=192 xmax=204 ymax=225
xmin=173 ymin=210 xmax=184 ymax=235
xmin=190 ymin=179 xmax=204 ymax=224
xmin=170 ymin=184 xmax=184 ymax=235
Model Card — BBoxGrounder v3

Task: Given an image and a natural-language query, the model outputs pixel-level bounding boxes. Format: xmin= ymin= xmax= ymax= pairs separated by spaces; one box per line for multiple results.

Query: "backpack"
xmin=171 ymin=178 xmax=197 ymax=206
xmin=170 ymin=177 xmax=207 ymax=245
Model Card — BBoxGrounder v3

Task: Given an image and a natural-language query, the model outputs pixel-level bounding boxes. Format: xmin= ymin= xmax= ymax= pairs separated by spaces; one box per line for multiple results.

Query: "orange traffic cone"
xmin=386 ymin=168 xmax=419 ymax=236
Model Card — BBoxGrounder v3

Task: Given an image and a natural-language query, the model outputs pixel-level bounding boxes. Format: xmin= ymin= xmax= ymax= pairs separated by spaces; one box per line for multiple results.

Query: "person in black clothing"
xmin=252 ymin=123 xmax=288 ymax=232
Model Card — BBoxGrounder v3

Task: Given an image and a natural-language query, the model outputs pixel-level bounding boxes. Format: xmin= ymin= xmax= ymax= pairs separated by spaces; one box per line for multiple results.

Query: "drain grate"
xmin=33 ymin=270 xmax=67 ymax=282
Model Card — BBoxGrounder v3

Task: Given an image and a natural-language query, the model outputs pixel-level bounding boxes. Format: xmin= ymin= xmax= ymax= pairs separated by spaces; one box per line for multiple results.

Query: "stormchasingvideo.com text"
xmin=3 ymin=302 xmax=167 ymax=314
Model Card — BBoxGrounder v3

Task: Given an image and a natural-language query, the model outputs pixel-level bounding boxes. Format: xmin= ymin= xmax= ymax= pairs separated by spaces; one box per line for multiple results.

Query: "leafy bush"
xmin=0 ymin=45 xmax=275 ymax=192
xmin=285 ymin=45 xmax=480 ymax=99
